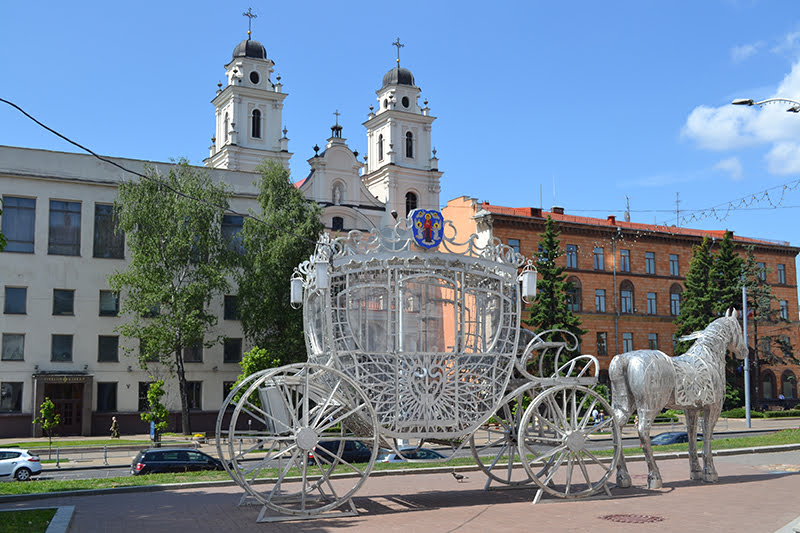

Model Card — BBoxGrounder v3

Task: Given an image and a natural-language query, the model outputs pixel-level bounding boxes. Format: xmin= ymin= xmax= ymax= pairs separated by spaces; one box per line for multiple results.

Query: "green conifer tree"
xmin=674 ymin=236 xmax=715 ymax=355
xmin=709 ymin=230 xmax=744 ymax=315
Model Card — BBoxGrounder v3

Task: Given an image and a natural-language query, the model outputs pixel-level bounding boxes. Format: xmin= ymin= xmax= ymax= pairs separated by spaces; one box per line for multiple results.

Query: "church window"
xmin=249 ymin=71 xmax=259 ymax=84
xmin=405 ymin=192 xmax=418 ymax=216
xmin=405 ymin=132 xmax=413 ymax=158
xmin=252 ymin=109 xmax=261 ymax=139
xmin=332 ymin=217 xmax=344 ymax=231
xmin=378 ymin=134 xmax=384 ymax=161
xmin=383 ymin=99 xmax=388 ymax=109
xmin=402 ymin=96 xmax=409 ymax=108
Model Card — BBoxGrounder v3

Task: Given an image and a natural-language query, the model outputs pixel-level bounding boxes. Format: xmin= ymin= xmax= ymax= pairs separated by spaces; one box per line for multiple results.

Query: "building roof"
xmin=476 ymin=202 xmax=793 ymax=248
xmin=232 ymin=39 xmax=267 ymax=60
xmin=382 ymin=67 xmax=415 ymax=88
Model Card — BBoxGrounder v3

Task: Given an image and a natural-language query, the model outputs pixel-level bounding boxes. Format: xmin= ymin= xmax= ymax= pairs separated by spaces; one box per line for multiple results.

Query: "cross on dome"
xmin=243 ymin=8 xmax=257 ymax=38
xmin=392 ymin=37 xmax=404 ymax=66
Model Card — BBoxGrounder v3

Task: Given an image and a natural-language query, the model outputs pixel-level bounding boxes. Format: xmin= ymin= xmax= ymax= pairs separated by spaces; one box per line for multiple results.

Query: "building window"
xmin=187 ymin=381 xmax=202 ymax=410
xmin=251 ymin=108 xmax=261 ymax=138
xmin=405 ymin=192 xmax=418 ymax=216
xmin=596 ymin=332 xmax=608 ymax=357
xmin=508 ymin=239 xmax=520 ymax=253
xmin=622 ymin=332 xmax=633 ymax=352
xmin=53 ymin=289 xmax=75 ymax=316
xmin=645 ymin=252 xmax=655 ymax=274
xmin=0 ymin=382 xmax=23 ymax=412
xmin=595 ymin=289 xmax=606 ymax=313
xmin=97 ymin=382 xmax=117 ymax=412
xmin=405 ymin=131 xmax=414 ymax=158
xmin=780 ymin=300 xmax=789 ymax=320
xmin=4 ymin=287 xmax=27 ymax=314
xmin=93 ymin=204 xmax=124 ymax=259
xmin=762 ymin=372 xmax=776 ymax=399
xmin=620 ymin=281 xmax=634 ymax=314
xmin=48 ymin=200 xmax=81 ymax=256
xmin=777 ymin=264 xmax=786 ymax=285
xmin=782 ymin=371 xmax=797 ymax=399
xmin=757 ymin=262 xmax=766 ymax=281
xmin=183 ymin=343 xmax=203 ymax=363
xmin=98 ymin=335 xmax=119 ymax=362
xmin=224 ymin=295 xmax=239 ymax=320
xmin=138 ymin=382 xmax=151 ymax=411
xmin=99 ymin=290 xmax=119 ymax=317
xmin=331 ymin=216 xmax=344 ymax=231
xmin=51 ymin=334 xmax=73 ymax=362
xmin=566 ymin=276 xmax=582 ymax=312
xmin=669 ymin=254 xmax=679 ymax=276
xmin=378 ymin=134 xmax=384 ymax=161
xmin=620 ymin=249 xmax=630 ymax=272
xmin=593 ymin=247 xmax=604 ymax=270
xmin=222 ymin=215 xmax=244 ymax=255
xmin=670 ymin=285 xmax=682 ymax=316
xmin=646 ymin=292 xmax=657 ymax=315
xmin=2 ymin=334 xmax=24 ymax=361
xmin=1 ymin=196 xmax=35 ymax=253
xmin=566 ymin=244 xmax=577 ymax=268
xmin=223 ymin=381 xmax=236 ymax=403
xmin=648 ymin=333 xmax=658 ymax=350
xmin=224 ymin=338 xmax=243 ymax=363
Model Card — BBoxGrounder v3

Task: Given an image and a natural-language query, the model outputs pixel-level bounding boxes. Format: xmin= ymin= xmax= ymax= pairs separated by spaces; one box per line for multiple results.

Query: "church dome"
xmin=382 ymin=67 xmax=415 ymax=87
xmin=232 ymin=39 xmax=267 ymax=60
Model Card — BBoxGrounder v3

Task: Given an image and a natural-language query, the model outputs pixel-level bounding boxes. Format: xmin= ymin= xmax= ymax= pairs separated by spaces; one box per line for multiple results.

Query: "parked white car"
xmin=0 ymin=449 xmax=42 ymax=481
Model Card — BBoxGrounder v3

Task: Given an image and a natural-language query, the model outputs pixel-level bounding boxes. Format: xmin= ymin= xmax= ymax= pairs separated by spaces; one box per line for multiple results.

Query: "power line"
xmin=0 ymin=97 xmax=319 ymax=245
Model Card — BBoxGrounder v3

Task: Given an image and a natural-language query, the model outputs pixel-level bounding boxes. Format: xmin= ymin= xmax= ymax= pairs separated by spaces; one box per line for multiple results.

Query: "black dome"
xmin=232 ymin=39 xmax=267 ymax=60
xmin=382 ymin=67 xmax=415 ymax=87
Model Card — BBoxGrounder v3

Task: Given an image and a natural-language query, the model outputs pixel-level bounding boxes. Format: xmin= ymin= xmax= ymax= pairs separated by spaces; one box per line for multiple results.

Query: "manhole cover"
xmin=600 ymin=514 xmax=665 ymax=524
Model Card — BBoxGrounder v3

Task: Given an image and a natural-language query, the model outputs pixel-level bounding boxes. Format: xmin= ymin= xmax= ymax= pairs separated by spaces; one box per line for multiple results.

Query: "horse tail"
xmin=608 ymin=354 xmax=633 ymax=426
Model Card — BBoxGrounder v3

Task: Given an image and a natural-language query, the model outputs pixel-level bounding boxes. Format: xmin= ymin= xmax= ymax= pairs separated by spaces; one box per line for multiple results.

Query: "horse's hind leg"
xmin=638 ymin=414 xmax=663 ymax=489
xmin=685 ymin=409 xmax=702 ymax=481
xmin=612 ymin=399 xmax=633 ymax=488
xmin=701 ymin=406 xmax=721 ymax=483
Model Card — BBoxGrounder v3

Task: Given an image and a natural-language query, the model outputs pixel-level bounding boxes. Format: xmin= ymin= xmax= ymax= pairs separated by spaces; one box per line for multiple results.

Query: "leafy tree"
xmin=140 ymin=380 xmax=170 ymax=443
xmin=524 ymin=216 xmax=586 ymax=370
xmin=709 ymin=230 xmax=744 ymax=315
xmin=230 ymin=347 xmax=282 ymax=404
xmin=235 ymin=161 xmax=323 ymax=369
xmin=32 ymin=397 xmax=60 ymax=457
xmin=109 ymin=161 xmax=235 ymax=434
xmin=674 ymin=236 xmax=715 ymax=355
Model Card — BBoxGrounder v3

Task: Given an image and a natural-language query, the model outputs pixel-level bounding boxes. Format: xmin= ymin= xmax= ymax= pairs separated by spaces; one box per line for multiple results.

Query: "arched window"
xmin=669 ymin=284 xmax=683 ymax=316
xmin=251 ymin=109 xmax=261 ymax=139
xmin=224 ymin=112 xmax=229 ymax=143
xmin=405 ymin=131 xmax=413 ymax=158
xmin=762 ymin=371 xmax=776 ymax=400
xmin=566 ymin=276 xmax=582 ymax=312
xmin=378 ymin=134 xmax=384 ymax=161
xmin=781 ymin=370 xmax=797 ymax=399
xmin=405 ymin=192 xmax=418 ymax=216
xmin=620 ymin=280 xmax=634 ymax=314
xmin=332 ymin=216 xmax=344 ymax=231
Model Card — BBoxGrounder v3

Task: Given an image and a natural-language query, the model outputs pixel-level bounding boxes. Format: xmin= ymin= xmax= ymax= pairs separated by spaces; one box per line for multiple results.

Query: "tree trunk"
xmin=175 ymin=348 xmax=192 ymax=435
xmin=753 ymin=319 xmax=760 ymax=408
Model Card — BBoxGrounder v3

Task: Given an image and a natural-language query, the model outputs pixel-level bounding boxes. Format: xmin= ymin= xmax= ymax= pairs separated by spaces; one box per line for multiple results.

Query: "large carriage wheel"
xmin=223 ymin=363 xmax=380 ymax=521
xmin=469 ymin=387 xmax=537 ymax=488
xmin=518 ymin=384 xmax=621 ymax=501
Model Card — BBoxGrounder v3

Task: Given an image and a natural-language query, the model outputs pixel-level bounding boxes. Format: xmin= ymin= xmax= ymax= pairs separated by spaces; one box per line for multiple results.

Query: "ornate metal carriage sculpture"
xmin=216 ymin=212 xmax=622 ymax=522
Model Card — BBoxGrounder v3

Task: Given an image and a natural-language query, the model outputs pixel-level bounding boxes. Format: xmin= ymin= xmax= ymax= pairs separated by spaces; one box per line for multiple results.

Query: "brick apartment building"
xmin=443 ymin=197 xmax=800 ymax=404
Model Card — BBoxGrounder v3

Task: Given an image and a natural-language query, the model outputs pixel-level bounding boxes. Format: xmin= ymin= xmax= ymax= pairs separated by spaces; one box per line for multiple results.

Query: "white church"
xmin=0 ymin=31 xmax=442 ymax=437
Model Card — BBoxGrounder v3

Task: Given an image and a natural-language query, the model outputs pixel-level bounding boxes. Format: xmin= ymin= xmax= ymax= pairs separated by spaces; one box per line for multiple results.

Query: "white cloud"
xmin=713 ymin=157 xmax=744 ymax=180
xmin=766 ymin=142 xmax=800 ymax=174
xmin=771 ymin=30 xmax=800 ymax=55
xmin=731 ymin=41 xmax=764 ymax=63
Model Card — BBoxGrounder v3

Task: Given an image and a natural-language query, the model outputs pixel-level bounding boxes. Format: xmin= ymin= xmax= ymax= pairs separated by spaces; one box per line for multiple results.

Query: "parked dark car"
xmin=650 ymin=432 xmax=703 ymax=445
xmin=131 ymin=448 xmax=224 ymax=475
xmin=310 ymin=440 xmax=373 ymax=464
xmin=378 ymin=447 xmax=446 ymax=462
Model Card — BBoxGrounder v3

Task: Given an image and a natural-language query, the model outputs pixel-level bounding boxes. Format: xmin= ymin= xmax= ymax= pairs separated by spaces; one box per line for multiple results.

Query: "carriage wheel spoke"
xmin=312 ymin=379 xmax=343 ymax=428
xmin=576 ymin=454 xmax=593 ymax=487
xmin=564 ymin=454 xmax=574 ymax=495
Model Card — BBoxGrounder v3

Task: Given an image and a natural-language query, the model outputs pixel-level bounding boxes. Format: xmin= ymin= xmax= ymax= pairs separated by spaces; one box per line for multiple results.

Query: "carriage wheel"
xmin=469 ymin=389 xmax=536 ymax=487
xmin=224 ymin=363 xmax=380 ymax=519
xmin=518 ymin=384 xmax=621 ymax=500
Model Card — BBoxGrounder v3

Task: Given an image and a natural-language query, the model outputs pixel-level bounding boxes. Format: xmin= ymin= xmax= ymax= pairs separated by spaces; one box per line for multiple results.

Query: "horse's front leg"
xmin=685 ymin=409 xmax=702 ymax=481
xmin=701 ymin=406 xmax=721 ymax=483
xmin=637 ymin=414 xmax=662 ymax=489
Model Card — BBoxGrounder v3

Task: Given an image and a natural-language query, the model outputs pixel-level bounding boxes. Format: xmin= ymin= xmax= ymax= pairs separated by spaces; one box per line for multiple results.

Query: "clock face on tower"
xmin=249 ymin=71 xmax=260 ymax=84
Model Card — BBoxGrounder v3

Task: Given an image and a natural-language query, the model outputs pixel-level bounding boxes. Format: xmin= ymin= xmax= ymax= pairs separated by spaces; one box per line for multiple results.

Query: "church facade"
xmin=0 ymin=34 xmax=442 ymax=437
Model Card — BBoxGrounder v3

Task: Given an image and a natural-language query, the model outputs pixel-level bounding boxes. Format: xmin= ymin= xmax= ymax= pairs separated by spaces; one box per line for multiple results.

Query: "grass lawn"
xmin=4 ymin=439 xmax=150 ymax=449
xmin=0 ymin=508 xmax=56 ymax=533
xmin=1 ymin=429 xmax=797 ymax=496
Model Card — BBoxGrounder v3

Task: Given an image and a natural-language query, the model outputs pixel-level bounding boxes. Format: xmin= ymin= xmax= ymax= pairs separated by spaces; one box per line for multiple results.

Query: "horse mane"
xmin=676 ymin=310 xmax=739 ymax=355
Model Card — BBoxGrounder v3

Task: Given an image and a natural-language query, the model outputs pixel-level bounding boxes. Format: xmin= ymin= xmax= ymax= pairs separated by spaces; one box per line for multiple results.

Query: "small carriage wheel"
xmin=469 ymin=388 xmax=537 ymax=487
xmin=223 ymin=363 xmax=380 ymax=518
xmin=518 ymin=384 xmax=621 ymax=500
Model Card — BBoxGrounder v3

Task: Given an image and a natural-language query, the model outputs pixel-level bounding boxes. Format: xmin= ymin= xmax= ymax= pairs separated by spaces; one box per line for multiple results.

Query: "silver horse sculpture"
xmin=609 ymin=309 xmax=746 ymax=489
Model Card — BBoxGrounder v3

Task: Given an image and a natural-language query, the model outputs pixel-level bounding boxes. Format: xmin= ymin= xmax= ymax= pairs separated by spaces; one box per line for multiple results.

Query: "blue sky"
xmin=3 ymin=1 xmax=800 ymax=250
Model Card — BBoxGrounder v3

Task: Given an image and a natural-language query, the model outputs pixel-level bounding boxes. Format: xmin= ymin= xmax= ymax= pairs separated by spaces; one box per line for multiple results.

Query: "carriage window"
xmin=339 ymin=283 xmax=391 ymax=354
xmin=399 ymin=276 xmax=456 ymax=353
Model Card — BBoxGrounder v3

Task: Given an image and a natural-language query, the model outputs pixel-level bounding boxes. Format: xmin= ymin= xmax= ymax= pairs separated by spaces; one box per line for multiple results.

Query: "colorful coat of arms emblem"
xmin=411 ymin=209 xmax=443 ymax=249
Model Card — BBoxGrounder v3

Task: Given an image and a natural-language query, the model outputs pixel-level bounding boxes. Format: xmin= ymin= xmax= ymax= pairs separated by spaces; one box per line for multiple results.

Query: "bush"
xmin=720 ymin=407 xmax=764 ymax=418
xmin=763 ymin=408 xmax=800 ymax=418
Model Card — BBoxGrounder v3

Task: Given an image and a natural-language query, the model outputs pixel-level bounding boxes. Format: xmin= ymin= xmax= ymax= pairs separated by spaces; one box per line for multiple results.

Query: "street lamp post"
xmin=732 ymin=97 xmax=800 ymax=113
